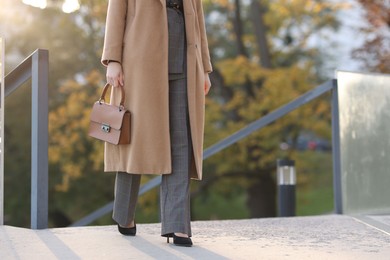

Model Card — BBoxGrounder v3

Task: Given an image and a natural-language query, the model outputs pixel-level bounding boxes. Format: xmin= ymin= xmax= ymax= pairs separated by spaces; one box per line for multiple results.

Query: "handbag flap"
xmin=90 ymin=102 xmax=127 ymax=130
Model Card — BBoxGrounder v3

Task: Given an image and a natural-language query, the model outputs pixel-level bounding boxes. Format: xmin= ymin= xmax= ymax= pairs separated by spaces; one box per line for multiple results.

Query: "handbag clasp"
xmin=101 ymin=124 xmax=111 ymax=133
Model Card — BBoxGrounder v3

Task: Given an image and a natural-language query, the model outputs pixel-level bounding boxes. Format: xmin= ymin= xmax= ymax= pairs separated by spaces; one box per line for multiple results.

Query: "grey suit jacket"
xmin=167 ymin=5 xmax=186 ymax=80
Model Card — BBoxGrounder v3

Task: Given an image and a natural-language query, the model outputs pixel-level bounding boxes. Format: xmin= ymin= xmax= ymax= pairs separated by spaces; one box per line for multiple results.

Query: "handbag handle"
xmin=98 ymin=83 xmax=126 ymax=111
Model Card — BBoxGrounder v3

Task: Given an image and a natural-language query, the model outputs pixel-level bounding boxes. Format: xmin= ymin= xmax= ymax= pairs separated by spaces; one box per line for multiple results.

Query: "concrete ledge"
xmin=1 ymin=215 xmax=390 ymax=259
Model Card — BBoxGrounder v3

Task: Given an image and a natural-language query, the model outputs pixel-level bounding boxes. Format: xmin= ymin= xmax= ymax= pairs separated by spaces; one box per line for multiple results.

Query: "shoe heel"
xmin=117 ymin=224 xmax=136 ymax=236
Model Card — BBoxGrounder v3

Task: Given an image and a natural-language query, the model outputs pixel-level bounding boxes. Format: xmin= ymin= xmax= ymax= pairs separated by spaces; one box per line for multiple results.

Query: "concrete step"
xmin=1 ymin=215 xmax=390 ymax=259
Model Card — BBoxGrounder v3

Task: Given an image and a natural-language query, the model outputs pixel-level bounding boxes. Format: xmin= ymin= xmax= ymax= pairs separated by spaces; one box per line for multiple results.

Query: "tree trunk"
xmin=209 ymin=67 xmax=231 ymax=100
xmin=246 ymin=173 xmax=276 ymax=217
xmin=232 ymin=0 xmax=255 ymax=96
xmin=250 ymin=0 xmax=272 ymax=68
xmin=232 ymin=0 xmax=248 ymax=57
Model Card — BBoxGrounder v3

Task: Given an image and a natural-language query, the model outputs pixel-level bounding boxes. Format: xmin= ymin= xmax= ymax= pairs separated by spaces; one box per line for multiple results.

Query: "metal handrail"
xmin=1 ymin=49 xmax=49 ymax=229
xmin=70 ymin=79 xmax=337 ymax=227
xmin=4 ymin=53 xmax=33 ymax=97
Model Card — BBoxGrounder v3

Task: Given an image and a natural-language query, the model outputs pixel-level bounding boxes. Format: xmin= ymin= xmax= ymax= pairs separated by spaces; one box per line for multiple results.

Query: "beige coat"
xmin=101 ymin=0 xmax=212 ymax=180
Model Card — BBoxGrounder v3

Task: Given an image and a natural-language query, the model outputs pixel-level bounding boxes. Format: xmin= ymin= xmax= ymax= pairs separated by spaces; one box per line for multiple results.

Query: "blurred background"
xmin=0 ymin=0 xmax=388 ymax=228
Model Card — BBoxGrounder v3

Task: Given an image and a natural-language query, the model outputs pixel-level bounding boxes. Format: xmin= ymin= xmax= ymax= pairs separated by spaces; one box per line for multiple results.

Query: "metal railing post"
xmin=0 ymin=37 xmax=5 ymax=226
xmin=31 ymin=49 xmax=49 ymax=229
xmin=331 ymin=79 xmax=343 ymax=214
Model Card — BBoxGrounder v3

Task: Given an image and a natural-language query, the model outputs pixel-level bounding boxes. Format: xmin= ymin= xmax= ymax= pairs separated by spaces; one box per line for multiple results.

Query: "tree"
xmin=353 ymin=0 xmax=390 ymax=73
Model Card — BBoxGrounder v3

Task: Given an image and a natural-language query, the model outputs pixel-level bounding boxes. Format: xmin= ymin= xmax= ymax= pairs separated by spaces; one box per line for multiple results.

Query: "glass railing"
xmin=73 ymin=71 xmax=390 ymax=226
xmin=337 ymin=71 xmax=390 ymax=214
xmin=71 ymin=80 xmax=336 ymax=226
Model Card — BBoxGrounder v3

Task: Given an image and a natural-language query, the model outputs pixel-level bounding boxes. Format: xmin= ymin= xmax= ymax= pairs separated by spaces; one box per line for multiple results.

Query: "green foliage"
xmin=193 ymin=185 xmax=250 ymax=220
xmin=49 ymin=70 xmax=104 ymax=192
xmin=295 ymin=151 xmax=334 ymax=215
xmin=203 ymin=59 xmax=332 ymax=184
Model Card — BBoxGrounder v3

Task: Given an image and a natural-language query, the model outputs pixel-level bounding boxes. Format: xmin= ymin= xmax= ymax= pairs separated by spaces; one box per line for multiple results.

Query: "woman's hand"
xmin=204 ymin=73 xmax=211 ymax=95
xmin=106 ymin=61 xmax=124 ymax=87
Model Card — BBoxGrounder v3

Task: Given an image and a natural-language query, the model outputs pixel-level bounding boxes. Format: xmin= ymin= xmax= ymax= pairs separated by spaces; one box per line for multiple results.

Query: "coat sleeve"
xmin=101 ymin=0 xmax=128 ymax=66
xmin=196 ymin=0 xmax=213 ymax=73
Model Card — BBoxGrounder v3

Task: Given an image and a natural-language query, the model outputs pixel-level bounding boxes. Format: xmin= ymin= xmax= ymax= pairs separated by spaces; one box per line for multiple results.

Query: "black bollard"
xmin=277 ymin=159 xmax=296 ymax=217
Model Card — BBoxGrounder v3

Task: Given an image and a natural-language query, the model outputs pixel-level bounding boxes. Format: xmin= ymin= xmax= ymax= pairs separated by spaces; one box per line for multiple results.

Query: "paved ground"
xmin=1 ymin=214 xmax=390 ymax=259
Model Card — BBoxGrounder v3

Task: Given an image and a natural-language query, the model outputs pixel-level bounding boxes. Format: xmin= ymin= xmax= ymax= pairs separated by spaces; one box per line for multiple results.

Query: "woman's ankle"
xmin=119 ymin=220 xmax=135 ymax=228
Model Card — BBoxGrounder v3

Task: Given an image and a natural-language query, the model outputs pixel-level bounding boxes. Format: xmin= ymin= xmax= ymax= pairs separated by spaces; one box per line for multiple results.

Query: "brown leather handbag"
xmin=89 ymin=83 xmax=131 ymax=145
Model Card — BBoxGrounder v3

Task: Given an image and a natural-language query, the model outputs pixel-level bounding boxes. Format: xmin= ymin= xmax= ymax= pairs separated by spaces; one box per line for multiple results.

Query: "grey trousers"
xmin=112 ymin=77 xmax=193 ymax=237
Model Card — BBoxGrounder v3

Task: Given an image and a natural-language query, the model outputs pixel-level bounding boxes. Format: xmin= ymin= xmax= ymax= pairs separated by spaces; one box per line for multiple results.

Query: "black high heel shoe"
xmin=117 ymin=224 xmax=136 ymax=236
xmin=166 ymin=233 xmax=193 ymax=247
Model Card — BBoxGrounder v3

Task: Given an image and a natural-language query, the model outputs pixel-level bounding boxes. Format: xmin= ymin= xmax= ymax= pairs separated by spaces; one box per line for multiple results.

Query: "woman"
xmin=101 ymin=0 xmax=212 ymax=247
